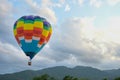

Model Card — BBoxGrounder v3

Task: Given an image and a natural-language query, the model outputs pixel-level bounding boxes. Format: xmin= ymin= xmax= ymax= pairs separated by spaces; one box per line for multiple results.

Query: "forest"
xmin=33 ymin=74 xmax=120 ymax=80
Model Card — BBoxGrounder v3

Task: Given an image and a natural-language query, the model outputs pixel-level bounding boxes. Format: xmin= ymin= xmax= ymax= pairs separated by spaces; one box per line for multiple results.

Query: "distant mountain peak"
xmin=0 ymin=66 xmax=120 ymax=80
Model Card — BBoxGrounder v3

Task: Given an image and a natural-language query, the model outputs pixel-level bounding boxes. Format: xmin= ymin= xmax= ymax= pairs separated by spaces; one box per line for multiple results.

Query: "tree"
xmin=40 ymin=74 xmax=49 ymax=80
xmin=49 ymin=77 xmax=56 ymax=80
xmin=63 ymin=75 xmax=73 ymax=80
xmin=33 ymin=74 xmax=54 ymax=80
xmin=114 ymin=77 xmax=120 ymax=80
xmin=73 ymin=78 xmax=79 ymax=80
xmin=33 ymin=76 xmax=41 ymax=80
xmin=79 ymin=78 xmax=89 ymax=80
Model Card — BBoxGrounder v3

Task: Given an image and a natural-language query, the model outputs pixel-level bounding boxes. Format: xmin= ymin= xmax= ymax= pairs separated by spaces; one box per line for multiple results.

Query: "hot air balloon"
xmin=13 ymin=15 xmax=52 ymax=65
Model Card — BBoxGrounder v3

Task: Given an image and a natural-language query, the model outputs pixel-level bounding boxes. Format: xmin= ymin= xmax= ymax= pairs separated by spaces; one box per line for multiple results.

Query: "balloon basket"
xmin=28 ymin=59 xmax=32 ymax=66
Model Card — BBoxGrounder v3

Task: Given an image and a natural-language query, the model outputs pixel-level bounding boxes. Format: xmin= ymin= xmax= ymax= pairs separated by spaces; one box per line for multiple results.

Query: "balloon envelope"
xmin=13 ymin=15 xmax=52 ymax=60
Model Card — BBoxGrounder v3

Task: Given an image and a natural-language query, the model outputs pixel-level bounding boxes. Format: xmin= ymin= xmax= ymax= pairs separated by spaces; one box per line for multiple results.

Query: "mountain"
xmin=0 ymin=66 xmax=120 ymax=80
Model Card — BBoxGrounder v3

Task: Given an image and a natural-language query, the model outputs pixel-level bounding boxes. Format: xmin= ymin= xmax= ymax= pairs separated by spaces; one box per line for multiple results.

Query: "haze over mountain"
xmin=0 ymin=66 xmax=120 ymax=80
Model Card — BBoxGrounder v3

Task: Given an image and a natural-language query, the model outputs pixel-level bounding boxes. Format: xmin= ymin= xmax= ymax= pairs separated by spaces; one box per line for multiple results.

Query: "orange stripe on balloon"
xmin=25 ymin=36 xmax=32 ymax=39
xmin=34 ymin=27 xmax=42 ymax=30
xmin=39 ymin=41 xmax=44 ymax=45
xmin=24 ymin=30 xmax=33 ymax=33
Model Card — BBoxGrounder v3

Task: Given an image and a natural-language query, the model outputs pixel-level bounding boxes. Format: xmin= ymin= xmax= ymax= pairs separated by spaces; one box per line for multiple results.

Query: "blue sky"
xmin=1 ymin=0 xmax=120 ymax=74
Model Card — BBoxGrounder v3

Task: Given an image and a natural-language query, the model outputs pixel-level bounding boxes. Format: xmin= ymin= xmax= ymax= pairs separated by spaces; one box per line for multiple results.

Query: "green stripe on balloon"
xmin=18 ymin=18 xmax=24 ymax=22
xmin=24 ymin=20 xmax=34 ymax=24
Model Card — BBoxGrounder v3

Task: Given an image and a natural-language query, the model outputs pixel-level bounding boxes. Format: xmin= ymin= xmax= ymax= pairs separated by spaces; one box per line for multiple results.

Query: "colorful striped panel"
xmin=17 ymin=27 xmax=24 ymax=37
xmin=46 ymin=32 xmax=51 ymax=42
xmin=24 ymin=23 xmax=34 ymax=30
xmin=33 ymin=27 xmax=42 ymax=37
xmin=42 ymin=29 xmax=49 ymax=37
xmin=16 ymin=21 xmax=24 ymax=28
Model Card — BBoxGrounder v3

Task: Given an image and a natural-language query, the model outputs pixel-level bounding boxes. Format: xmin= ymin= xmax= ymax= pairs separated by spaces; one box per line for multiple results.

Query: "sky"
xmin=1 ymin=0 xmax=120 ymax=74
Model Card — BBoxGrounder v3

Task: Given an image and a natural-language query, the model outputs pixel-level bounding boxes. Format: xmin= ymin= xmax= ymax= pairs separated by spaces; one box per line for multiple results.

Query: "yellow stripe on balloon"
xmin=42 ymin=29 xmax=49 ymax=37
xmin=34 ymin=21 xmax=43 ymax=28
xmin=50 ymin=27 xmax=52 ymax=33
xmin=24 ymin=23 xmax=34 ymax=30
xmin=14 ymin=29 xmax=17 ymax=35
xmin=16 ymin=21 xmax=24 ymax=28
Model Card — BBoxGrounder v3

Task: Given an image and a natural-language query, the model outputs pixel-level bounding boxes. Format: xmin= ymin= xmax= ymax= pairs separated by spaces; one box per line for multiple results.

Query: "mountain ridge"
xmin=0 ymin=66 xmax=120 ymax=80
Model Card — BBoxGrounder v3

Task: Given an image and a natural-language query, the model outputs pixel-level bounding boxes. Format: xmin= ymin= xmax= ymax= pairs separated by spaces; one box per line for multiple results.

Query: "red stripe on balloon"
xmin=33 ymin=27 xmax=43 ymax=37
xmin=24 ymin=30 xmax=33 ymax=39
xmin=17 ymin=27 xmax=24 ymax=37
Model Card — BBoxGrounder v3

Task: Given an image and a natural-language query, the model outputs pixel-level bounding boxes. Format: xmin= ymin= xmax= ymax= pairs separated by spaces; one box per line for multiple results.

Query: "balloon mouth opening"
xmin=25 ymin=52 xmax=36 ymax=60
xmin=25 ymin=52 xmax=36 ymax=66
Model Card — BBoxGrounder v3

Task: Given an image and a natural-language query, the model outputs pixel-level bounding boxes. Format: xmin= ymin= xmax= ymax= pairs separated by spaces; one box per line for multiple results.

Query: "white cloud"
xmin=0 ymin=41 xmax=26 ymax=62
xmin=38 ymin=7 xmax=57 ymax=24
xmin=48 ymin=16 xmax=120 ymax=69
xmin=73 ymin=0 xmax=103 ymax=8
xmin=50 ymin=17 xmax=104 ymax=64
xmin=0 ymin=40 xmax=56 ymax=74
xmin=25 ymin=0 xmax=57 ymax=24
xmin=97 ymin=16 xmax=120 ymax=44
xmin=79 ymin=16 xmax=120 ymax=69
xmin=41 ymin=0 xmax=52 ymax=7
xmin=59 ymin=0 xmax=66 ymax=4
xmin=107 ymin=0 xmax=120 ymax=6
xmin=41 ymin=0 xmax=62 ymax=8
xmin=78 ymin=0 xmax=84 ymax=5
xmin=0 ymin=0 xmax=12 ymax=16
xmin=65 ymin=4 xmax=71 ymax=12
xmin=89 ymin=0 xmax=120 ymax=7
xmin=25 ymin=0 xmax=39 ymax=8
xmin=90 ymin=0 xmax=102 ymax=8
xmin=0 ymin=0 xmax=15 ymax=44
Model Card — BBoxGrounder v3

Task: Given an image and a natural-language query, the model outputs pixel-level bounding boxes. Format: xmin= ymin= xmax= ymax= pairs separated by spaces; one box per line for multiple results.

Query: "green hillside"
xmin=0 ymin=66 xmax=120 ymax=80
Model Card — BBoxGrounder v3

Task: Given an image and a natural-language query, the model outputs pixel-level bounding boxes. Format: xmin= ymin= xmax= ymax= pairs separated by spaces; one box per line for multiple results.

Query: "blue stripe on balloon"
xmin=20 ymin=39 xmax=44 ymax=59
